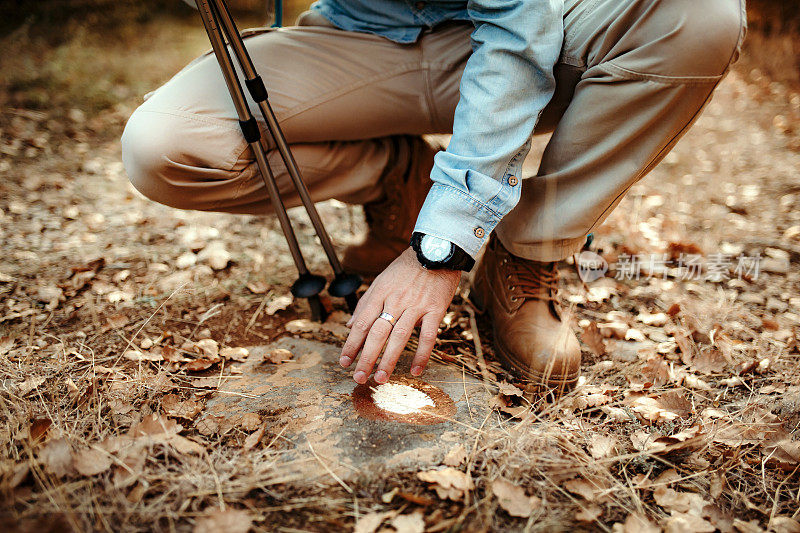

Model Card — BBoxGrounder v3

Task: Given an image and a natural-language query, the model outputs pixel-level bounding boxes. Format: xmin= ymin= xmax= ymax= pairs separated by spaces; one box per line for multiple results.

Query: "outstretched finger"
xmin=352 ymin=314 xmax=395 ymax=384
xmin=340 ymin=293 xmax=383 ymax=367
xmin=374 ymin=310 xmax=422 ymax=384
xmin=409 ymin=312 xmax=442 ymax=377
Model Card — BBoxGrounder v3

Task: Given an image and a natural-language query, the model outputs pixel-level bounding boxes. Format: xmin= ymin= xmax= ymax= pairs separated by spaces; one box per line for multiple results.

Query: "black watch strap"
xmin=410 ymin=232 xmax=476 ymax=272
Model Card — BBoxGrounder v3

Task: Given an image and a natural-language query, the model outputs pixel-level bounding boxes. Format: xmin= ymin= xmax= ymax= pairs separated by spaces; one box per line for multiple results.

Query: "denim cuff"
xmin=412 ymin=182 xmax=502 ymax=260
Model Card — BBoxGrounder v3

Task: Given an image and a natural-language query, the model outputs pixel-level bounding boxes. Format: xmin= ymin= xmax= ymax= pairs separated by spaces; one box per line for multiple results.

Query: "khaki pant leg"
xmin=495 ymin=0 xmax=747 ymax=261
xmin=121 ymin=20 xmax=435 ymax=214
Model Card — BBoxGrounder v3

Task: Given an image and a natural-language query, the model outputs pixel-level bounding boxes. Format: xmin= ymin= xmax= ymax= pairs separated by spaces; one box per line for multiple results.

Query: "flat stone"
xmin=204 ymin=337 xmax=496 ymax=485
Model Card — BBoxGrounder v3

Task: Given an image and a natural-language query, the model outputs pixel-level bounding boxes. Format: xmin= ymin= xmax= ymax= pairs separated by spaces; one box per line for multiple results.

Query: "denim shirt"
xmin=311 ymin=0 xmax=564 ymax=259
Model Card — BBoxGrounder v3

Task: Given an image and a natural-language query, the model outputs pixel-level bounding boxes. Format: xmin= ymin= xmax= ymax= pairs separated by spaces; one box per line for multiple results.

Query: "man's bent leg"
xmin=464 ymin=0 xmax=745 ymax=393
xmin=496 ymin=0 xmax=747 ymax=261
xmin=121 ymin=22 xmax=439 ymax=215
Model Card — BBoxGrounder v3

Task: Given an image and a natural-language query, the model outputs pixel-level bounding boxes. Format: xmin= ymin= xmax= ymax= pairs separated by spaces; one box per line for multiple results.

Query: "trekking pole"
xmin=206 ymin=0 xmax=362 ymax=313
xmin=192 ymin=0 xmax=358 ymax=321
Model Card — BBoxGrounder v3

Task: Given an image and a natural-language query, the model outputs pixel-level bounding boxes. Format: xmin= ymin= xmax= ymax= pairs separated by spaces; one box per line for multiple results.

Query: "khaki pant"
xmin=121 ymin=0 xmax=746 ymax=261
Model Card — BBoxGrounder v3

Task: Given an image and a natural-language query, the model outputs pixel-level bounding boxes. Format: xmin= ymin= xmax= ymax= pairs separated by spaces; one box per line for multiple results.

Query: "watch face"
xmin=420 ymin=234 xmax=454 ymax=263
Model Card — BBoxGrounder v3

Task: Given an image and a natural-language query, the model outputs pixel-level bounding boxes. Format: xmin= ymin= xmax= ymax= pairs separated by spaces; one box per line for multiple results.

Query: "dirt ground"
xmin=1 ymin=6 xmax=799 ymax=533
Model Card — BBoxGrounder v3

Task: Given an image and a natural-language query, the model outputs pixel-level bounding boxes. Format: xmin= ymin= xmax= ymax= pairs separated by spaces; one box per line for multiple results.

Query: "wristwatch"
xmin=410 ymin=232 xmax=475 ymax=272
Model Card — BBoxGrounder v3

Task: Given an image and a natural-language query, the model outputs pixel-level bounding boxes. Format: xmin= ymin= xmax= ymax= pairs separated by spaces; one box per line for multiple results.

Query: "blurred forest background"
xmin=0 ymin=0 xmax=798 ymax=117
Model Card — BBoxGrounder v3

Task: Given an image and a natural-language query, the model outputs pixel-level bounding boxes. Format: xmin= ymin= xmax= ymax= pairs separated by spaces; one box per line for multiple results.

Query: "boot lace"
xmin=502 ymin=257 xmax=559 ymax=303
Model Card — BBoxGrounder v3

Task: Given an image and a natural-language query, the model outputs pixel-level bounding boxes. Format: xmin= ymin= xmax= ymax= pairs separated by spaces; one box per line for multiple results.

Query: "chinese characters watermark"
xmin=576 ymin=251 xmax=761 ymax=283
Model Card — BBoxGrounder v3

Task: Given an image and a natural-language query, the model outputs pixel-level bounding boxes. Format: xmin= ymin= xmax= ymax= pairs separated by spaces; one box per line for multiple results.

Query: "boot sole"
xmin=493 ymin=339 xmax=579 ymax=395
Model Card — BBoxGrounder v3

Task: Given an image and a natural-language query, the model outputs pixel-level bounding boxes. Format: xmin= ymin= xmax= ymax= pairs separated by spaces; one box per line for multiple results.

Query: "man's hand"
xmin=339 ymin=247 xmax=460 ymax=384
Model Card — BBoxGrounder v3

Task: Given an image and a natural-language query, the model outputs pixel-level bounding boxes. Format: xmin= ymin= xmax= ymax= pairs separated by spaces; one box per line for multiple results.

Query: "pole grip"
xmin=238 ymin=117 xmax=260 ymax=143
xmin=245 ymin=76 xmax=269 ymax=102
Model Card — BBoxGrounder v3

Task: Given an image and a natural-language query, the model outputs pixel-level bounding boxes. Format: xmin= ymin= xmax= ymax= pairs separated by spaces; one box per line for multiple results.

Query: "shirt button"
xmin=474 ymin=227 xmax=485 ymax=239
xmin=415 ymin=1 xmax=426 ymax=9
xmin=508 ymin=175 xmax=519 ymax=186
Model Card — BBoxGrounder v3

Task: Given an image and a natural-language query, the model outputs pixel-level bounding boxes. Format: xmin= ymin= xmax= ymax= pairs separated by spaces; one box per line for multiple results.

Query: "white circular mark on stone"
xmin=371 ymin=382 xmax=434 ymax=415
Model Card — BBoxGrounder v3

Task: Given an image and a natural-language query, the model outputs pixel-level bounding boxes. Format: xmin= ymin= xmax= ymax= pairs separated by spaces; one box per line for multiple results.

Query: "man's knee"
xmin=121 ymin=107 xmax=242 ymax=211
xmin=121 ymin=109 xmax=182 ymax=208
xmin=676 ymin=0 xmax=745 ymax=76
xmin=611 ymin=0 xmax=745 ymax=79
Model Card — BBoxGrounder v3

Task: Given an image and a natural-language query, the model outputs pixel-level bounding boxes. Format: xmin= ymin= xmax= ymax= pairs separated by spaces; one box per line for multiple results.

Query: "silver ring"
xmin=378 ymin=312 xmax=396 ymax=327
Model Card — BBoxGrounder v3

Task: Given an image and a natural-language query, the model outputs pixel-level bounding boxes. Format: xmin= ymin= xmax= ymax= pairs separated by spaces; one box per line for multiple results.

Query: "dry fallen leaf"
xmin=264 ymin=348 xmax=293 ymax=364
xmin=0 ymin=336 xmax=14 ymax=356
xmin=29 ymin=418 xmax=52 ymax=442
xmin=36 ymin=285 xmax=63 ymax=305
xmin=107 ymin=290 xmax=134 ymax=303
xmin=161 ymin=394 xmax=203 ymax=420
xmin=663 ymin=512 xmax=715 ymax=533
xmin=587 ymin=285 xmax=615 ymax=303
xmin=17 ymin=376 xmax=46 ymax=396
xmin=3 ymin=462 xmax=30 ymax=489
xmin=733 ymin=518 xmax=765 ymax=533
xmin=588 ymin=435 xmax=617 ymax=459
xmin=193 ymin=508 xmax=252 ymax=533
xmin=641 ymin=357 xmax=669 ymax=387
xmin=645 ymin=426 xmax=704 ymax=454
xmin=770 ymin=517 xmax=800 ymax=533
xmin=637 ymin=312 xmax=669 ymax=326
xmin=763 ymin=440 xmax=800 ymax=470
xmin=73 ymin=447 xmax=113 ymax=476
xmin=130 ymin=414 xmax=182 ymax=438
xmin=564 ymin=478 xmax=602 ymax=502
xmin=620 ymin=512 xmax=660 ymax=533
xmin=601 ymin=406 xmax=630 ymax=422
xmin=266 ymin=294 xmax=293 ymax=315
xmin=685 ymin=347 xmax=728 ymax=374
xmin=184 ymin=358 xmax=216 ymax=372
xmin=191 ymin=377 xmax=223 ymax=389
xmin=153 ymin=345 xmax=190 ymax=363
xmin=108 ymin=399 xmax=135 ymax=415
xmin=497 ymin=382 xmax=524 ymax=397
xmin=194 ymin=338 xmax=219 ymax=358
xmin=243 ymin=427 xmax=264 ymax=451
xmin=581 ymin=321 xmax=606 ymax=357
xmin=629 ymin=396 xmax=681 ymax=423
xmin=197 ymin=242 xmax=231 ymax=270
xmin=168 ymin=435 xmax=204 ymax=455
xmin=220 ymin=346 xmax=249 ymax=362
xmin=195 ymin=415 xmax=236 ymax=436
xmin=123 ymin=350 xmax=163 ymax=362
xmin=443 ymin=444 xmax=467 ymax=467
xmin=246 ymin=280 xmax=269 ymax=295
xmin=683 ymin=373 xmax=712 ymax=390
xmin=417 ymin=467 xmax=473 ymax=501
xmin=321 ymin=321 xmax=350 ymax=337
xmin=238 ymin=413 xmax=261 ymax=432
xmin=354 ymin=511 xmax=394 ymax=533
xmin=39 ymin=438 xmax=73 ymax=477
xmin=175 ymin=251 xmax=197 ymax=269
xmin=390 ymin=510 xmax=425 ymax=533
xmin=575 ymin=504 xmax=602 ymax=523
xmin=285 ymin=319 xmax=322 ymax=334
xmin=491 ymin=478 xmax=540 ymax=518
xmin=653 ymin=486 xmax=708 ymax=515
xmin=104 ymin=313 xmax=129 ymax=331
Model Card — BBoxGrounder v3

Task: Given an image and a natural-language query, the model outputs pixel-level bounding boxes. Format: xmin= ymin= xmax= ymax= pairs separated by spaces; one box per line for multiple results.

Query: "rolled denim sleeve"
xmin=413 ymin=0 xmax=564 ymax=259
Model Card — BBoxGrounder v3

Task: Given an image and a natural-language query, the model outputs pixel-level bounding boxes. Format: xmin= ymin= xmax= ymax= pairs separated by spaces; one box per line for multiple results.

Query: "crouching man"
xmin=122 ymin=0 xmax=745 ymax=393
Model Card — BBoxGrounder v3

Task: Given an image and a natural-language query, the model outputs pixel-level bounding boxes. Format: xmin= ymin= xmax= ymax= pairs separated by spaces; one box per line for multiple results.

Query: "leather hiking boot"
xmin=342 ymin=136 xmax=442 ymax=277
xmin=471 ymin=237 xmax=581 ymax=395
